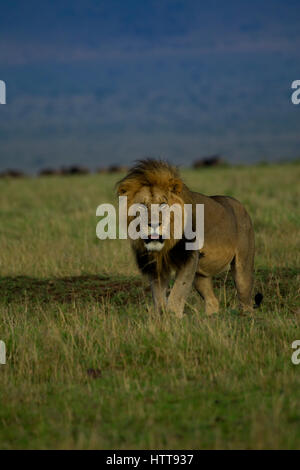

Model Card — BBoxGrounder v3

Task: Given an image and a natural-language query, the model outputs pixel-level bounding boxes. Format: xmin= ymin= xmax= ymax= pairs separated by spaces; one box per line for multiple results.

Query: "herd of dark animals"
xmin=192 ymin=155 xmax=224 ymax=168
xmin=0 ymin=156 xmax=225 ymax=178
xmin=0 ymin=165 xmax=128 ymax=177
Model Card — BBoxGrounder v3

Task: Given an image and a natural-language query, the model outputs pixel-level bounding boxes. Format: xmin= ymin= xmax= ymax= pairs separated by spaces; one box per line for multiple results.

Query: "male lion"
xmin=117 ymin=159 xmax=262 ymax=316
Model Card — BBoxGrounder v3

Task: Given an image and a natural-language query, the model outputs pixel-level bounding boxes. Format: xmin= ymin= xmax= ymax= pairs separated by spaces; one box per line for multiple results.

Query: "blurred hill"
xmin=0 ymin=1 xmax=300 ymax=171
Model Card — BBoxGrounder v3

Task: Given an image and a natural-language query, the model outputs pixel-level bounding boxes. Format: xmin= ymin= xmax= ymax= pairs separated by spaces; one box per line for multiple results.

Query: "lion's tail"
xmin=254 ymin=292 xmax=263 ymax=309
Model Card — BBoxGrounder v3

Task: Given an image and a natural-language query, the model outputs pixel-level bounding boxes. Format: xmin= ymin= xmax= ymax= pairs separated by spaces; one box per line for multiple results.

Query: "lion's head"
xmin=117 ymin=160 xmax=187 ymax=254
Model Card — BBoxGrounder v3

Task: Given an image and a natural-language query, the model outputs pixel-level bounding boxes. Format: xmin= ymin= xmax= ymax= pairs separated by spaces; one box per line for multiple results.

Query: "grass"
xmin=0 ymin=163 xmax=299 ymax=449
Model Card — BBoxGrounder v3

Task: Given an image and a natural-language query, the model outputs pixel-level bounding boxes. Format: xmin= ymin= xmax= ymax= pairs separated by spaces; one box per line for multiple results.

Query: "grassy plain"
xmin=0 ymin=163 xmax=299 ymax=449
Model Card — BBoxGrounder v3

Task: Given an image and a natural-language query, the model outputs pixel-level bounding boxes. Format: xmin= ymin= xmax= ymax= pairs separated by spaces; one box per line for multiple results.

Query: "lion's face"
xmin=129 ymin=186 xmax=184 ymax=252
xmin=117 ymin=162 xmax=185 ymax=253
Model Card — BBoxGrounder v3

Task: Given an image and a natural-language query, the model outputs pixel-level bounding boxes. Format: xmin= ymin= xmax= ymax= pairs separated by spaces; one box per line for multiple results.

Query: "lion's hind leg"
xmin=194 ymin=274 xmax=219 ymax=315
xmin=230 ymin=204 xmax=256 ymax=313
xmin=230 ymin=245 xmax=254 ymax=313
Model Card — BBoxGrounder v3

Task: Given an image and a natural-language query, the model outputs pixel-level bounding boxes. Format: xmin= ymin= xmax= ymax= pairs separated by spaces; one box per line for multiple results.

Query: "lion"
xmin=117 ymin=159 xmax=262 ymax=317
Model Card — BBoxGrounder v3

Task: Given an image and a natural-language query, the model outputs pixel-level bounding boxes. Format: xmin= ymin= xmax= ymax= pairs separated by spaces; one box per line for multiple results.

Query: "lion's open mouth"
xmin=144 ymin=234 xmax=165 ymax=252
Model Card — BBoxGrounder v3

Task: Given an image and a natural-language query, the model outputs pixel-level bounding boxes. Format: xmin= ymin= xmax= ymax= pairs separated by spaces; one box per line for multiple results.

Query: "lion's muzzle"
xmin=144 ymin=222 xmax=165 ymax=251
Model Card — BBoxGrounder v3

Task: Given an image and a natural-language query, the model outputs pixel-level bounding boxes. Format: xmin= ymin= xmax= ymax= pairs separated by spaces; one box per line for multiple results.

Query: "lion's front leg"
xmin=150 ymin=276 xmax=170 ymax=314
xmin=167 ymin=251 xmax=199 ymax=318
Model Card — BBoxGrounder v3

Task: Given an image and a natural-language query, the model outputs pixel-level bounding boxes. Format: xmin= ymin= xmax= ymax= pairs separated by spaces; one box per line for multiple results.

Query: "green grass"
xmin=0 ymin=163 xmax=299 ymax=449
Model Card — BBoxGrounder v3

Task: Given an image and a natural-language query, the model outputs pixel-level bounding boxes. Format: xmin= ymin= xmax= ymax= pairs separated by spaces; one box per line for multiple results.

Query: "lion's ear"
xmin=170 ymin=178 xmax=183 ymax=195
xmin=117 ymin=181 xmax=130 ymax=196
